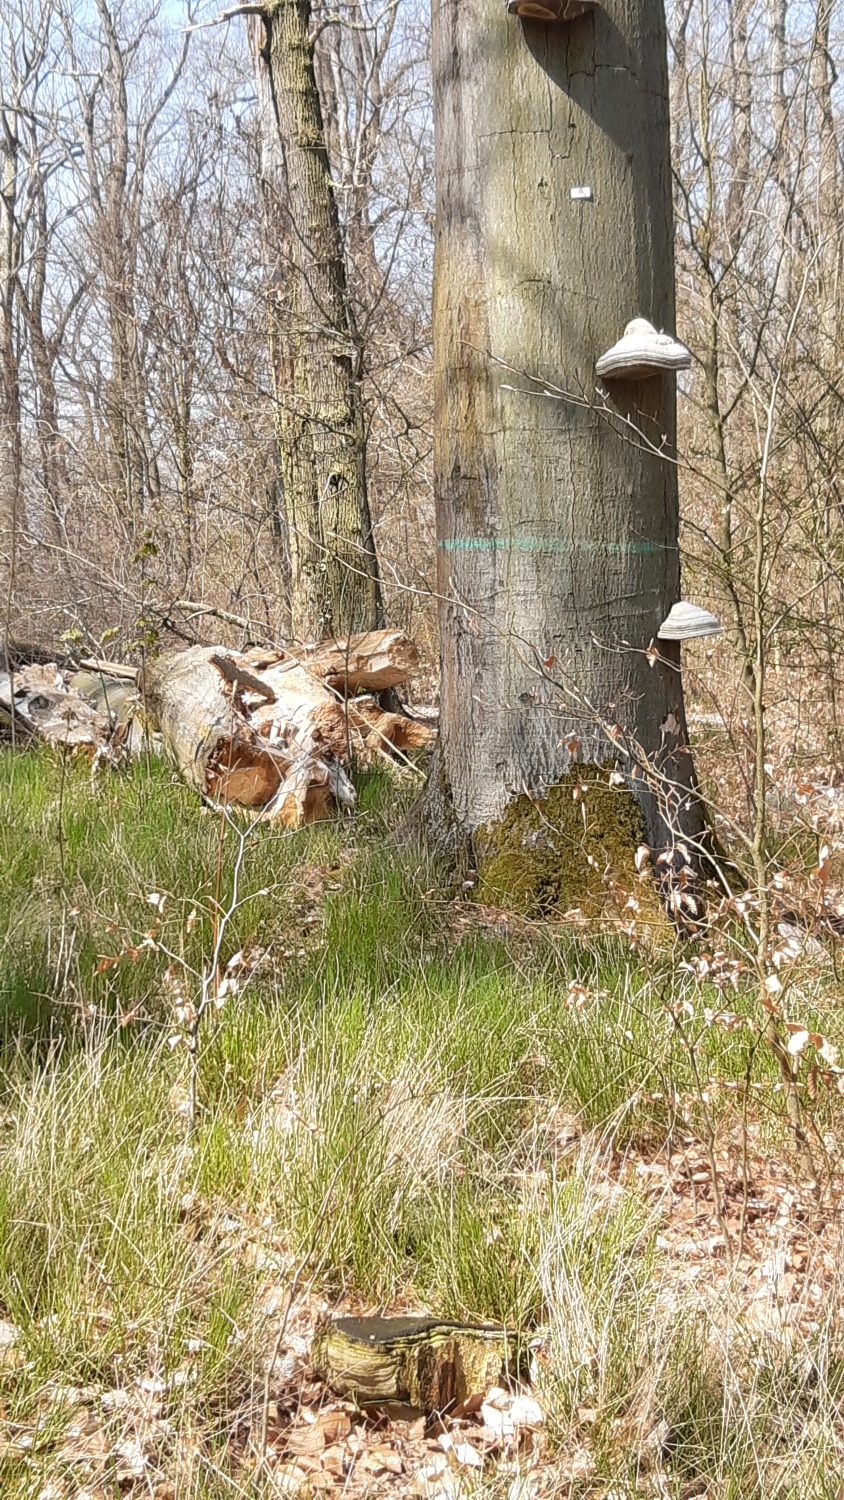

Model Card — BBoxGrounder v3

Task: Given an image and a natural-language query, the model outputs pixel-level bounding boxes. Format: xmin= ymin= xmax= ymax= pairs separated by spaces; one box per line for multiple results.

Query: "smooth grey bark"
xmin=429 ymin=0 xmax=703 ymax=859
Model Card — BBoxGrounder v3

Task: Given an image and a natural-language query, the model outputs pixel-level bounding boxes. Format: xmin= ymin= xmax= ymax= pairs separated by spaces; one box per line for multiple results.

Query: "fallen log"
xmin=141 ymin=646 xmax=355 ymax=826
xmin=72 ymin=629 xmax=421 ymax=701
xmin=346 ymin=698 xmax=437 ymax=757
xmin=295 ymin=629 xmax=420 ymax=694
xmin=69 ymin=671 xmax=159 ymax=757
xmin=2 ymin=628 xmax=433 ymax=824
xmin=70 ymin=671 xmax=138 ymax=724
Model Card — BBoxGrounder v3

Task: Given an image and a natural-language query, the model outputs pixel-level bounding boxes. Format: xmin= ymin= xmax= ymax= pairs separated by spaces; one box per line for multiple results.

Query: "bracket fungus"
xmin=596 ymin=319 xmax=691 ymax=381
xmin=658 ymin=602 xmax=723 ymax=642
xmin=507 ymin=0 xmax=596 ymax=20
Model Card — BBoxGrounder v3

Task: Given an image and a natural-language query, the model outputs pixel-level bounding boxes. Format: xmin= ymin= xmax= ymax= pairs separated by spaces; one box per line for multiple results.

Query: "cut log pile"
xmin=1 ymin=630 xmax=435 ymax=827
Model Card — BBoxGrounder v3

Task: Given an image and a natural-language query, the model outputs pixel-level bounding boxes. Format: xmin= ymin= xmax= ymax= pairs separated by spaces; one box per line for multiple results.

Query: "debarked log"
xmin=70 ymin=627 xmax=422 ymax=702
xmin=140 ymin=646 xmax=355 ymax=826
xmin=296 ymin=628 xmax=420 ymax=694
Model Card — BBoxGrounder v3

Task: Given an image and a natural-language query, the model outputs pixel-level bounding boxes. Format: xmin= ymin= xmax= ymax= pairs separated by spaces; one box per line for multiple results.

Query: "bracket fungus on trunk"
xmin=506 ymin=0 xmax=597 ymax=21
xmin=596 ymin=318 xmax=691 ymax=382
xmin=658 ymin=602 xmax=723 ymax=641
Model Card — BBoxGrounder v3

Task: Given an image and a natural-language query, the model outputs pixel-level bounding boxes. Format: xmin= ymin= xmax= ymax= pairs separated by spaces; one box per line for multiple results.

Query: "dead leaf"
xmin=479 ymin=1387 xmax=544 ymax=1441
xmin=113 ymin=1435 xmax=148 ymax=1479
xmin=360 ymin=1445 xmax=404 ymax=1475
xmin=438 ymin=1433 xmax=484 ymax=1470
xmin=449 ymin=1394 xmax=484 ymax=1420
xmin=0 ymin=1319 xmax=22 ymax=1370
xmin=286 ymin=1410 xmax=351 ymax=1455
xmin=320 ymin=1444 xmax=346 ymax=1476
xmin=561 ymin=1447 xmax=595 ymax=1480
xmin=414 ymin=1456 xmax=449 ymax=1491
xmin=814 ymin=844 xmax=831 ymax=886
xmin=509 ymin=1395 xmax=544 ymax=1430
xmin=270 ymin=1463 xmax=313 ymax=1495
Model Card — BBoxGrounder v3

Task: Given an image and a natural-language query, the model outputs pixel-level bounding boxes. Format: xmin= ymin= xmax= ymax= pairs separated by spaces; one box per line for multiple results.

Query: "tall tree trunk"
xmin=0 ymin=118 xmax=21 ymax=629
xmin=810 ymin=0 xmax=839 ymax=364
xmin=21 ymin=171 xmax=73 ymax=564
xmin=425 ymin=0 xmax=704 ymax=905
xmin=254 ymin=0 xmax=381 ymax=641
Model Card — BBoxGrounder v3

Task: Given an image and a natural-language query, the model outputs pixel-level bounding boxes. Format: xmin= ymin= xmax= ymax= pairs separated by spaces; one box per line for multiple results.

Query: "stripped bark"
xmin=0 ymin=665 xmax=113 ymax=754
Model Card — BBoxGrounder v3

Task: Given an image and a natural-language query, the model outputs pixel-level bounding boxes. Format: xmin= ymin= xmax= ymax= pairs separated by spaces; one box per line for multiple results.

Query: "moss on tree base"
xmin=473 ymin=766 xmax=664 ymax=927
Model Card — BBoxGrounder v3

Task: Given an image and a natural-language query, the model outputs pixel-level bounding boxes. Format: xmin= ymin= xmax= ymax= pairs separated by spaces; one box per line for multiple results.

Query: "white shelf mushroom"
xmin=507 ymin=0 xmax=596 ymax=19
xmin=657 ymin=602 xmax=723 ymax=641
xmin=596 ymin=319 xmax=691 ymax=381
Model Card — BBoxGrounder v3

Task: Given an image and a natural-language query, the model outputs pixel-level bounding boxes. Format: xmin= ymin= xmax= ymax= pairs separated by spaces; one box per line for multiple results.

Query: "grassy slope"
xmin=1 ymin=748 xmax=843 ymax=1498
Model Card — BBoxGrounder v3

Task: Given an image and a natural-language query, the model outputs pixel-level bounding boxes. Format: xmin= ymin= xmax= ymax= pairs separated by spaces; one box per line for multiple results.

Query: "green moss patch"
xmin=474 ymin=766 xmax=663 ymax=925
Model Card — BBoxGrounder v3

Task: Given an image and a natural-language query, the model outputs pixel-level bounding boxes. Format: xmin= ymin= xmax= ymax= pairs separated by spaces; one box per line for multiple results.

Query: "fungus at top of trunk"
xmin=507 ymin=0 xmax=597 ymax=21
xmin=657 ymin=602 xmax=723 ymax=641
xmin=596 ymin=319 xmax=691 ymax=381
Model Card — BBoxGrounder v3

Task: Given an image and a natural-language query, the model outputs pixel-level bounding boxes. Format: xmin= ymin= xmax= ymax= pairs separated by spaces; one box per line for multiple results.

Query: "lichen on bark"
xmin=473 ymin=765 xmax=664 ymax=925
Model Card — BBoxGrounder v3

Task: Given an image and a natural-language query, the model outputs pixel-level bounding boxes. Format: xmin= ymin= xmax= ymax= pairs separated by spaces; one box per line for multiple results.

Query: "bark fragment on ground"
xmin=0 ymin=664 xmax=116 ymax=755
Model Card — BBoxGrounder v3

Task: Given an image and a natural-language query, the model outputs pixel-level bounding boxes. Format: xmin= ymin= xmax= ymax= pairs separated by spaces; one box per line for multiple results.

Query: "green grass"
xmin=1 ymin=747 xmax=844 ymax=1497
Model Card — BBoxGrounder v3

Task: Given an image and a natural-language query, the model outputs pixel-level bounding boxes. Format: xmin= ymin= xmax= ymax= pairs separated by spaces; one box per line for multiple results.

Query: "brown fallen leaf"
xmin=286 ymin=1410 xmax=351 ymax=1455
xmin=438 ymin=1432 xmax=484 ymax=1470
xmin=307 ymin=1472 xmax=335 ymax=1491
xmin=270 ymin=1462 xmax=313 ymax=1495
xmin=560 ymin=1446 xmax=595 ymax=1481
xmin=0 ymin=1320 xmax=23 ymax=1371
xmin=449 ymin=1393 xmax=484 ymax=1420
xmin=320 ymin=1444 xmax=346 ymax=1476
xmin=359 ymin=1444 xmax=404 ymax=1475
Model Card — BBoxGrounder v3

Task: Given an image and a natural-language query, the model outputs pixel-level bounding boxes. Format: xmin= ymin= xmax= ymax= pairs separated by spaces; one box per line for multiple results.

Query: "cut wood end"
xmin=347 ymin=700 xmax=437 ymax=756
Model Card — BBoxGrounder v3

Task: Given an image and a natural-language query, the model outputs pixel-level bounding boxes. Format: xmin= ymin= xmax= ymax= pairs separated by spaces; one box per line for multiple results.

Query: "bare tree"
xmin=56 ymin=0 xmax=190 ymax=538
xmin=0 ymin=0 xmax=52 ymax=638
xmin=250 ymin=0 xmax=381 ymax=640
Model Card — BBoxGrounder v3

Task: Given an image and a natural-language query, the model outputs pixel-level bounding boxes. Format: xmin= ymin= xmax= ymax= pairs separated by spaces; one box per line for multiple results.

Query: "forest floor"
xmin=1 ymin=748 xmax=844 ymax=1499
